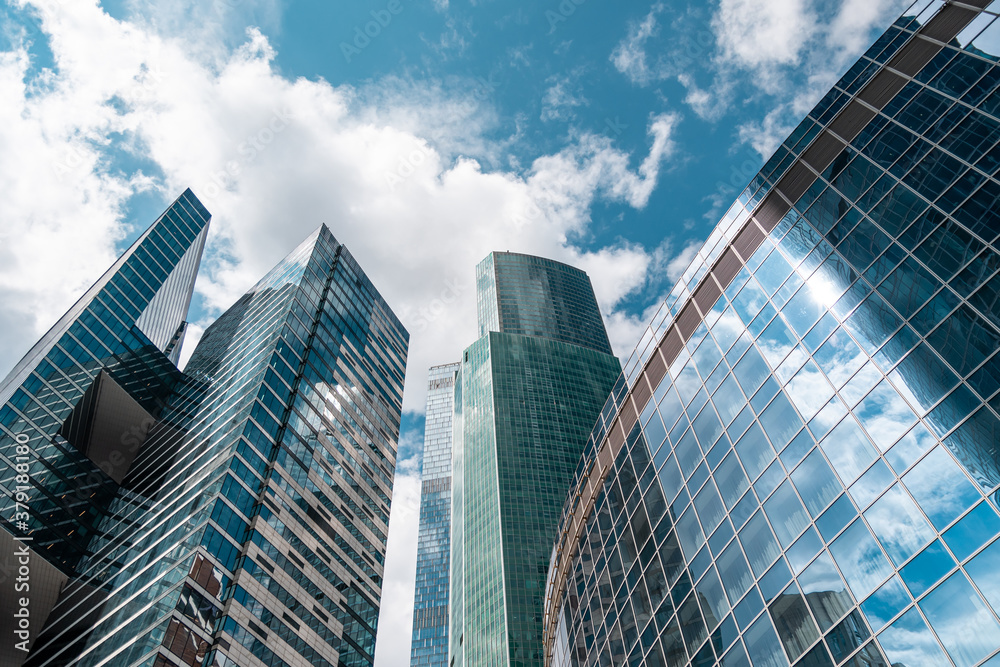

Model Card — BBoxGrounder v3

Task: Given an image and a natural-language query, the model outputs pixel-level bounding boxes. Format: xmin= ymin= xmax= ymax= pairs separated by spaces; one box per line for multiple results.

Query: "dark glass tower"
xmin=450 ymin=252 xmax=622 ymax=667
xmin=410 ymin=363 xmax=461 ymax=667
xmin=0 ymin=195 xmax=409 ymax=667
xmin=545 ymin=3 xmax=1000 ymax=667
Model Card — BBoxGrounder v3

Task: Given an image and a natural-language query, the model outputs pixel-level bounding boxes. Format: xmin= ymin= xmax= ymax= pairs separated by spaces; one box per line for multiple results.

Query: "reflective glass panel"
xmin=919 ymin=570 xmax=1000 ymax=667
xmin=877 ymin=607 xmax=950 ymax=667
xmin=798 ymin=551 xmax=853 ymax=631
xmin=902 ymin=446 xmax=980 ymax=530
xmin=863 ymin=484 xmax=936 ymax=566
xmin=829 ymin=519 xmax=893 ymax=599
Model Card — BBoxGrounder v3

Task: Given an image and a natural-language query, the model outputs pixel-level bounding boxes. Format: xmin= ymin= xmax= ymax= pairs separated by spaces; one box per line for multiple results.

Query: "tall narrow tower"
xmin=450 ymin=252 xmax=622 ymax=666
xmin=410 ymin=363 xmax=461 ymax=667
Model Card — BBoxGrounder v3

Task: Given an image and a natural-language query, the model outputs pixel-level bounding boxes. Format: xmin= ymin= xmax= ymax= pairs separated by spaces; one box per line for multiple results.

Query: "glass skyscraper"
xmin=0 ymin=192 xmax=408 ymax=667
xmin=410 ymin=363 xmax=461 ymax=667
xmin=545 ymin=2 xmax=1000 ymax=667
xmin=450 ymin=252 xmax=622 ymax=667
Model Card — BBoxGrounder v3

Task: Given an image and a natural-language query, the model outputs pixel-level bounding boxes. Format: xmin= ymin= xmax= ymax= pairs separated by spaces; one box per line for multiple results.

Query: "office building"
xmin=545 ymin=2 xmax=1000 ymax=667
xmin=0 ymin=192 xmax=408 ymax=667
xmin=451 ymin=252 xmax=622 ymax=666
xmin=410 ymin=363 xmax=461 ymax=667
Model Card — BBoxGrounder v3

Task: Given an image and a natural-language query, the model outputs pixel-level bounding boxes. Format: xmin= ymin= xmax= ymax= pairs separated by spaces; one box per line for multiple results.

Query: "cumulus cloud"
xmin=610 ymin=2 xmax=664 ymax=86
xmin=0 ymin=1 xmax=687 ymax=418
xmin=373 ymin=449 xmax=422 ymax=667
xmin=712 ymin=0 xmax=816 ymax=73
xmin=539 ymin=74 xmax=588 ymax=122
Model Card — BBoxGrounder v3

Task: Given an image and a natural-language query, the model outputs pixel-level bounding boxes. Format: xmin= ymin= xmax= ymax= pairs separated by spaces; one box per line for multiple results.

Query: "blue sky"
xmin=0 ymin=0 xmax=918 ymax=663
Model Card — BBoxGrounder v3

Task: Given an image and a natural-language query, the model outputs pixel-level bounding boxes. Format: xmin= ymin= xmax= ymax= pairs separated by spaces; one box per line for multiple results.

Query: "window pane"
xmin=863 ymin=484 xmax=936 ymax=566
xmin=919 ymin=571 xmax=1000 ymax=667
xmin=791 ymin=450 xmax=841 ymax=518
xmin=902 ymin=446 xmax=980 ymax=530
xmin=830 ymin=519 xmax=893 ymax=599
xmin=764 ymin=481 xmax=809 ymax=548
xmin=820 ymin=418 xmax=877 ymax=484
xmin=768 ymin=583 xmax=819 ymax=662
xmin=877 ymin=607 xmax=950 ymax=667
xmin=740 ymin=511 xmax=781 ymax=577
xmin=798 ymin=551 xmax=853 ymax=631
xmin=744 ymin=614 xmax=789 ymax=667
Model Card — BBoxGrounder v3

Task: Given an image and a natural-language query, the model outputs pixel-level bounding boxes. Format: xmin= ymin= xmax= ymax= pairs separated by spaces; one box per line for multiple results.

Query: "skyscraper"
xmin=450 ymin=252 xmax=622 ymax=667
xmin=410 ymin=363 xmax=461 ymax=667
xmin=0 ymin=193 xmax=409 ymax=667
xmin=545 ymin=2 xmax=1000 ymax=667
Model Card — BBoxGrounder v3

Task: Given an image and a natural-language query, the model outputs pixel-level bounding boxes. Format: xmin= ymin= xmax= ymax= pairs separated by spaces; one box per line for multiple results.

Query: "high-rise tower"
xmin=0 ymin=195 xmax=409 ymax=667
xmin=410 ymin=363 xmax=461 ymax=667
xmin=451 ymin=252 xmax=622 ymax=667
xmin=545 ymin=2 xmax=1000 ymax=667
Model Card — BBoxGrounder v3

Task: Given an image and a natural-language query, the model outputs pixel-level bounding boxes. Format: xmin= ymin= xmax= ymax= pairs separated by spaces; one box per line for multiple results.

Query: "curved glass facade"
xmin=545 ymin=3 xmax=1000 ymax=667
xmin=477 ymin=252 xmax=614 ymax=356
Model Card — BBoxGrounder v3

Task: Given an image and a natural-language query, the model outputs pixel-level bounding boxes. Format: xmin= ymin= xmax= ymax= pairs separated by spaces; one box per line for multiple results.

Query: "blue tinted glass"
xmin=799 ymin=551 xmax=853 ymax=632
xmin=965 ymin=538 xmax=1000 ymax=612
xmin=677 ymin=507 xmax=706 ymax=560
xmin=786 ymin=527 xmax=823 ymax=575
xmin=814 ymin=328 xmax=867 ymax=388
xmin=769 ymin=583 xmax=819 ymax=662
xmin=759 ymin=559 xmax=792 ymax=603
xmin=717 ymin=541 xmax=754 ymax=605
xmin=864 ymin=484 xmax=936 ymax=566
xmin=902 ymin=446 xmax=980 ymax=530
xmin=779 ymin=429 xmax=814 ymax=469
xmin=658 ymin=454 xmax=684 ymax=502
xmin=695 ymin=481 xmax=726 ymax=535
xmin=715 ymin=452 xmax=750 ymax=510
xmin=878 ymin=606 xmax=950 ymax=666
xmin=854 ymin=380 xmax=917 ymax=451
xmin=740 ymin=511 xmax=781 ymax=577
xmin=817 ymin=494 xmax=857 ymax=541
xmin=825 ymin=611 xmax=870 ymax=664
xmin=744 ymin=615 xmax=788 ymax=667
xmin=830 ymin=519 xmax=893 ymax=599
xmin=884 ymin=422 xmax=936 ymax=474
xmin=786 ymin=362 xmax=833 ymax=421
xmin=696 ymin=566 xmax=730 ymax=629
xmin=920 ymin=570 xmax=1000 ymax=667
xmin=764 ymin=481 xmax=809 ymax=548
xmin=792 ymin=450 xmax=842 ymax=518
xmin=860 ymin=575 xmax=910 ymax=632
xmin=821 ymin=418 xmax=877 ymax=484
xmin=734 ymin=346 xmax=770 ymax=396
xmin=713 ymin=375 xmax=747 ymax=425
xmin=754 ymin=460 xmax=786 ymax=501
xmin=943 ymin=501 xmax=1000 ymax=562
xmin=722 ymin=641 xmax=751 ymax=667
xmin=735 ymin=586 xmax=765 ymax=631
xmin=849 ymin=458 xmax=894 ymax=509
xmin=735 ymin=423 xmax=775 ymax=480
xmin=900 ymin=539 xmax=956 ymax=597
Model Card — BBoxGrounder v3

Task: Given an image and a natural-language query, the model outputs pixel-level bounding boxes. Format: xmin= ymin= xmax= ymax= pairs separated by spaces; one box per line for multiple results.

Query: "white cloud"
xmin=737 ymin=104 xmax=797 ymax=159
xmin=0 ymin=1 xmax=685 ymax=419
xmin=373 ymin=452 xmax=422 ymax=667
xmin=712 ymin=0 xmax=816 ymax=73
xmin=610 ymin=3 xmax=664 ymax=86
xmin=539 ymin=75 xmax=587 ymax=122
